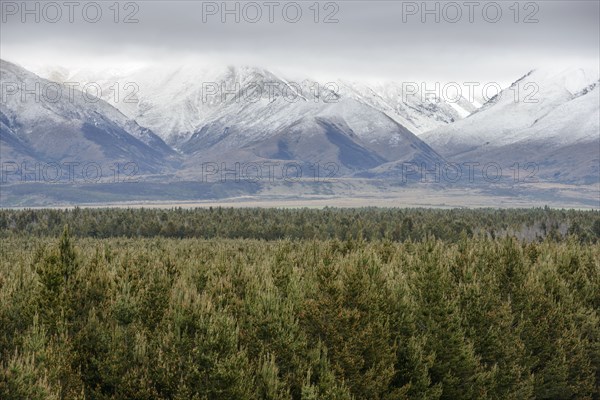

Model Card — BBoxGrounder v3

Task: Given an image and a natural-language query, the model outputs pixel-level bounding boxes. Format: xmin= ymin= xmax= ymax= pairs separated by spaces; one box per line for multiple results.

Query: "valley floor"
xmin=1 ymin=179 xmax=599 ymax=209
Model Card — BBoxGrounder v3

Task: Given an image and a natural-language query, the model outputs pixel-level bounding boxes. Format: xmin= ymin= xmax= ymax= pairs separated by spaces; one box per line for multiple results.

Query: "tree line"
xmin=1 ymin=207 xmax=599 ymax=243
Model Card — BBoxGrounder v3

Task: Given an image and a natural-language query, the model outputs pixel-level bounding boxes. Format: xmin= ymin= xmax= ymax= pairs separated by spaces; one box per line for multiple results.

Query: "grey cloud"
xmin=1 ymin=0 xmax=598 ymax=82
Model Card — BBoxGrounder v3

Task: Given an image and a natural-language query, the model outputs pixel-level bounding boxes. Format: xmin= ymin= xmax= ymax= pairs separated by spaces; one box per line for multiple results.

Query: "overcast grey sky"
xmin=1 ymin=0 xmax=598 ymax=84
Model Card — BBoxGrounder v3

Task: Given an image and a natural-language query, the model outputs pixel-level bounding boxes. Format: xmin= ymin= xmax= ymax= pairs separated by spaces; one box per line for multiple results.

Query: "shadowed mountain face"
xmin=422 ymin=68 xmax=600 ymax=184
xmin=0 ymin=60 xmax=177 ymax=180
xmin=198 ymin=117 xmax=389 ymax=174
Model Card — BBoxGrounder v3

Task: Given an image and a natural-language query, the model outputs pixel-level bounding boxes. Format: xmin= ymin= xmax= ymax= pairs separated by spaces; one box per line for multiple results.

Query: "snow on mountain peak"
xmin=421 ymin=65 xmax=600 ymax=160
xmin=30 ymin=62 xmax=480 ymax=147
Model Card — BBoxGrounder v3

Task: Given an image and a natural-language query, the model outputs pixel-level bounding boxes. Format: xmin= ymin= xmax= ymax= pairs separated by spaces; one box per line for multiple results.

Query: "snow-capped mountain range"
xmin=1 ymin=60 xmax=176 ymax=175
xmin=422 ymin=67 xmax=600 ymax=183
xmin=2 ymin=59 xmax=599 ymax=187
xmin=30 ymin=63 xmax=480 ymax=148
